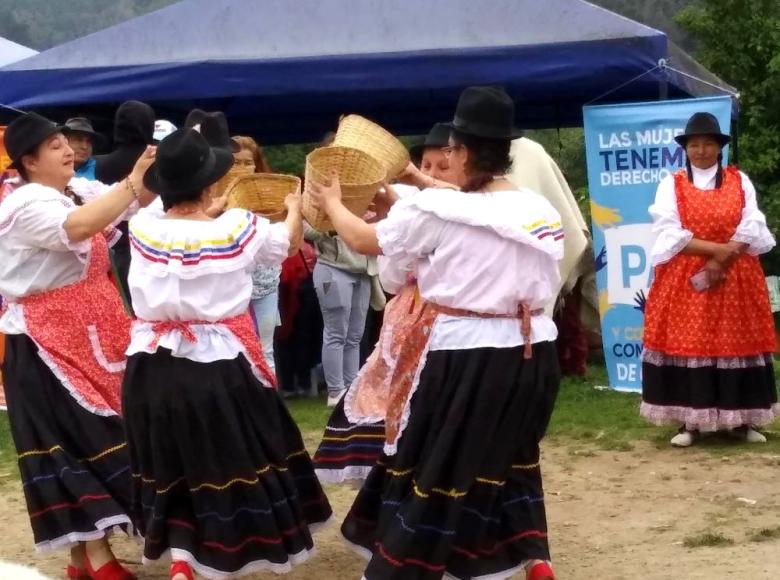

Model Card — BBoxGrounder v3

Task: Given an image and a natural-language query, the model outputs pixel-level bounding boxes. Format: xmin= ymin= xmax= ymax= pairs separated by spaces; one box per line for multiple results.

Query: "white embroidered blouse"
xmin=125 ymin=205 xmax=289 ymax=363
xmin=375 ymin=187 xmax=564 ymax=351
xmin=649 ymin=165 xmax=775 ymax=265
xmin=0 ymin=178 xmax=135 ymax=334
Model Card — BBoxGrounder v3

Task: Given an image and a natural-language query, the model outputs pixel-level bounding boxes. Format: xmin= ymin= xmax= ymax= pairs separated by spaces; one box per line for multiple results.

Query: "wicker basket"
xmin=225 ymin=173 xmax=300 ymax=223
xmin=214 ymin=165 xmax=253 ymax=198
xmin=303 ymin=146 xmax=386 ymax=232
xmin=333 ymin=115 xmax=409 ymax=179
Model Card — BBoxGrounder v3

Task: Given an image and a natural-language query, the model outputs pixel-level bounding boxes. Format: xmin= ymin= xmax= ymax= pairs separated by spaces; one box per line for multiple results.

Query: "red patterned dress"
xmin=0 ymin=181 xmax=135 ymax=551
xmin=641 ymin=165 xmax=778 ymax=431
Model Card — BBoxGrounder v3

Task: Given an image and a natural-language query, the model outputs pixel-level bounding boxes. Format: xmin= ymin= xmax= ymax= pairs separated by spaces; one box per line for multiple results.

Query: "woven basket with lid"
xmin=303 ymin=146 xmax=385 ymax=232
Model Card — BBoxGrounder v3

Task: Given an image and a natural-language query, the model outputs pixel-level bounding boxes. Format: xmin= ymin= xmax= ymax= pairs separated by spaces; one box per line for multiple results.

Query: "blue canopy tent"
xmin=0 ymin=0 xmax=735 ymax=143
xmin=0 ymin=36 xmax=37 ymax=124
xmin=0 ymin=36 xmax=36 ymax=68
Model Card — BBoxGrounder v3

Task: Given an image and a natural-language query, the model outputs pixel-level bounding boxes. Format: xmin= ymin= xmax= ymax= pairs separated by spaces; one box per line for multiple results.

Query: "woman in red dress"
xmin=0 ymin=112 xmax=156 ymax=579
xmin=641 ymin=112 xmax=777 ymax=447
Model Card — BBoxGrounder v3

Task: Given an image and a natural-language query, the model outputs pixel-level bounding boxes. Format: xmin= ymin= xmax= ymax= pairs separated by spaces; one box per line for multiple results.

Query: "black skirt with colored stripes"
xmin=313 ymin=394 xmax=385 ymax=484
xmin=1 ymin=334 xmax=134 ymax=551
xmin=342 ymin=343 xmax=560 ymax=580
xmin=122 ymin=349 xmax=332 ymax=579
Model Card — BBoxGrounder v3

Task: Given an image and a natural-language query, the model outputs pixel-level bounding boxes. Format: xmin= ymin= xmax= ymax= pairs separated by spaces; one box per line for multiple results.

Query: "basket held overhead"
xmin=303 ymin=146 xmax=385 ymax=232
xmin=226 ymin=173 xmax=300 ymax=223
xmin=333 ymin=115 xmax=409 ymax=179
xmin=214 ymin=165 xmax=253 ymax=198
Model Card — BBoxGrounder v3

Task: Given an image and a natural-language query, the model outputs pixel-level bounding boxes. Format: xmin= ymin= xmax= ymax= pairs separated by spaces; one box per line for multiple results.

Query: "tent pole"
xmin=658 ymin=58 xmax=669 ymax=100
xmin=731 ymin=110 xmax=739 ymax=165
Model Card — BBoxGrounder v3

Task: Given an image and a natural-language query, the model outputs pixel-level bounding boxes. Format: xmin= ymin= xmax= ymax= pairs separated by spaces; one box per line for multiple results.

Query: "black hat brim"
xmin=63 ymin=127 xmax=107 ymax=148
xmin=674 ymin=133 xmax=731 ymax=148
xmin=9 ymin=124 xmax=67 ymax=170
xmin=143 ymin=146 xmax=234 ymax=196
xmin=409 ymin=142 xmax=448 ymax=158
xmin=445 ymin=121 xmax=523 ymax=141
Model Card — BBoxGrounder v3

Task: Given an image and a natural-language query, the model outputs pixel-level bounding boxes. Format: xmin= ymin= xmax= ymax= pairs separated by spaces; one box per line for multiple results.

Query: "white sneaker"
xmin=327 ymin=389 xmax=347 ymax=408
xmin=670 ymin=430 xmax=695 ymax=447
xmin=744 ymin=427 xmax=767 ymax=443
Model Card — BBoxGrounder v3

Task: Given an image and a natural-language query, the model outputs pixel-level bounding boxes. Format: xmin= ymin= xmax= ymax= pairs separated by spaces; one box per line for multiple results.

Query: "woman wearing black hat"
xmin=408 ymin=123 xmax=453 ymax=181
xmin=310 ymin=86 xmax=560 ymax=580
xmin=641 ymin=112 xmax=777 ymax=447
xmin=122 ymin=127 xmax=331 ymax=580
xmin=0 ymin=112 xmax=156 ymax=579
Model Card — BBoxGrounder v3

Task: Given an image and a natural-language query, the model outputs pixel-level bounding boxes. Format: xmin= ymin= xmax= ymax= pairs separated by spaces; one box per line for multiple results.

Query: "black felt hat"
xmin=4 ymin=112 xmax=65 ymax=169
xmin=63 ymin=117 xmax=106 ymax=147
xmin=446 ymin=86 xmax=522 ymax=140
xmin=143 ymin=128 xmax=233 ymax=196
xmin=409 ymin=123 xmax=451 ymax=159
xmin=674 ymin=112 xmax=731 ymax=148
xmin=199 ymin=112 xmax=240 ymax=153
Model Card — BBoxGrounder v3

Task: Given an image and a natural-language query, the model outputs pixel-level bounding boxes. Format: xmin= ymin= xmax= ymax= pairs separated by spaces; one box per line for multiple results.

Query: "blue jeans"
xmin=250 ymin=291 xmax=280 ymax=373
xmin=313 ymin=263 xmax=370 ymax=395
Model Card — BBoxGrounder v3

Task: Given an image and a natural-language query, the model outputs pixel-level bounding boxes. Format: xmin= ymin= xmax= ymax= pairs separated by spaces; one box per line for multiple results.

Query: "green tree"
xmin=594 ymin=0 xmax=696 ymax=51
xmin=677 ymin=0 xmax=780 ymax=273
xmin=264 ymin=144 xmax=314 ymax=177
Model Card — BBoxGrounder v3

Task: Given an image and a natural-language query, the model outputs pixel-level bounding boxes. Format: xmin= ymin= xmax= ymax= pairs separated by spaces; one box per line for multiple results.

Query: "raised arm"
xmin=283 ymin=190 xmax=304 ymax=256
xmin=309 ymin=172 xmax=381 ymax=256
xmin=398 ymin=161 xmax=459 ymax=191
xmin=63 ymin=147 xmax=156 ymax=242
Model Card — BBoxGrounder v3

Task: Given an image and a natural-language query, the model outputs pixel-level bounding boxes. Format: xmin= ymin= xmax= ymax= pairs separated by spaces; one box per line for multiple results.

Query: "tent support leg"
xmin=658 ymin=79 xmax=668 ymax=100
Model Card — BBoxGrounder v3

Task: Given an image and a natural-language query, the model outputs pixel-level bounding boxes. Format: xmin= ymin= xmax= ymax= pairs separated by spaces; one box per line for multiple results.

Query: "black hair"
xmin=161 ymin=190 xmax=204 ymax=211
xmin=63 ymin=186 xmax=84 ymax=206
xmin=17 ymin=148 xmax=38 ymax=182
xmin=450 ymin=130 xmax=512 ymax=192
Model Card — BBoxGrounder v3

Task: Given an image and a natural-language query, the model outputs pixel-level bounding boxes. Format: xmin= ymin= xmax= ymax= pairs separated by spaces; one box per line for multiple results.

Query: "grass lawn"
xmin=0 ymin=361 xmax=778 ymax=480
xmin=545 ymin=363 xmax=780 ymax=454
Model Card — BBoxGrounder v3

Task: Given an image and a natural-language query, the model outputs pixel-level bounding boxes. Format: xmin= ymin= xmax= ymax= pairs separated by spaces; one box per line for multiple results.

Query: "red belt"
xmin=427 ymin=302 xmax=544 ymax=359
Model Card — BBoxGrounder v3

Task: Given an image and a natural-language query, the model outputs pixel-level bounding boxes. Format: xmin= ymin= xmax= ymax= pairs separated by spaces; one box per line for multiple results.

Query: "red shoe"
xmin=84 ymin=556 xmax=136 ymax=580
xmin=527 ymin=561 xmax=555 ymax=580
xmin=170 ymin=561 xmax=194 ymax=580
xmin=66 ymin=564 xmax=89 ymax=579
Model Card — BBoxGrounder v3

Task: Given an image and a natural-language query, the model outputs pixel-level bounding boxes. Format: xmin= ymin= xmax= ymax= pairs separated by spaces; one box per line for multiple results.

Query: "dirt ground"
xmin=0 ymin=441 xmax=779 ymax=579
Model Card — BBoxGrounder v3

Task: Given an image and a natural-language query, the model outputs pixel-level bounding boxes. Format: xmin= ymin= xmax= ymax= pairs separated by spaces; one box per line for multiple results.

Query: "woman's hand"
xmin=308 ymin=170 xmax=381 ymax=255
xmin=63 ymin=145 xmax=157 ymax=243
xmin=703 ymin=258 xmax=726 ymax=288
xmin=309 ymin=171 xmax=343 ymax=212
xmin=205 ymin=192 xmax=229 ymax=218
xmin=397 ymin=161 xmax=459 ymax=191
xmin=284 ymin=185 xmax=303 ymax=213
xmin=129 ymin=146 xmax=157 ymax=206
xmin=711 ymin=243 xmax=741 ymax=268
xmin=366 ymin=182 xmax=399 ymax=223
xmin=397 ymin=162 xmax=425 ymax=187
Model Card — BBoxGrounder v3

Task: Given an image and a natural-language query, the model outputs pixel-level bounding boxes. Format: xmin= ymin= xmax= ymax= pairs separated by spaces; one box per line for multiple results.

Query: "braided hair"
xmin=63 ymin=185 xmax=84 ymax=206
